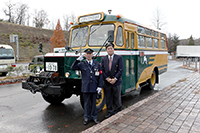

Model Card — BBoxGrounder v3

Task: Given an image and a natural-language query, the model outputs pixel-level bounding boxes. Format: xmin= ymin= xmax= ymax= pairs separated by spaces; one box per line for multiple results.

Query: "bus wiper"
xmin=90 ymin=23 xmax=102 ymax=35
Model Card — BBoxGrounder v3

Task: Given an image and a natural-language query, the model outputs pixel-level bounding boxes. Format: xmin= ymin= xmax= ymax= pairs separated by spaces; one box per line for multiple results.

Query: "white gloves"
xmin=97 ymin=87 xmax=102 ymax=93
xmin=77 ymin=54 xmax=85 ymax=61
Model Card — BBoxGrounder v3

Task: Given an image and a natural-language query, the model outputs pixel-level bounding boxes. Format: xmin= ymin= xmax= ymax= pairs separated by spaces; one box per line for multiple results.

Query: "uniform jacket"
xmin=71 ymin=59 xmax=103 ymax=93
xmin=101 ymin=54 xmax=124 ymax=86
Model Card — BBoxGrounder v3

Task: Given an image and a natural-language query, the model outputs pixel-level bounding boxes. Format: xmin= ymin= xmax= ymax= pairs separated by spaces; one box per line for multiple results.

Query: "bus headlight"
xmin=65 ymin=72 xmax=70 ymax=78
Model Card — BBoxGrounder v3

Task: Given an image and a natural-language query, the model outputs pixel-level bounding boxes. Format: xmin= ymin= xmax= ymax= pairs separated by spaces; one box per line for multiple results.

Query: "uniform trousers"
xmin=104 ymin=84 xmax=122 ymax=115
xmin=83 ymin=93 xmax=97 ymax=120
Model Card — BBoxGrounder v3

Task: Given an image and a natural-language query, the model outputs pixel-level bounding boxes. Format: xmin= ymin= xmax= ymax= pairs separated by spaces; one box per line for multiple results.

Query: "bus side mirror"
xmin=108 ymin=30 xmax=114 ymax=43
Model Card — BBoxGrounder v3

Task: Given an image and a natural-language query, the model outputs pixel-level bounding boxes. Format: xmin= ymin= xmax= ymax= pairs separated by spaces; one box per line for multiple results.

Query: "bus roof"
xmin=74 ymin=12 xmax=165 ymax=34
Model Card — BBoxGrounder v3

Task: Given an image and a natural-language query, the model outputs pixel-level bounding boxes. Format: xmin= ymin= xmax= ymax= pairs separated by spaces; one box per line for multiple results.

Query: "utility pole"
xmin=15 ymin=35 xmax=19 ymax=61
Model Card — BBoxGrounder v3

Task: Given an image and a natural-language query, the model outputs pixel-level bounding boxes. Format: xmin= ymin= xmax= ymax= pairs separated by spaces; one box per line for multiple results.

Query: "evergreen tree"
xmin=50 ymin=19 xmax=66 ymax=50
xmin=188 ymin=35 xmax=195 ymax=45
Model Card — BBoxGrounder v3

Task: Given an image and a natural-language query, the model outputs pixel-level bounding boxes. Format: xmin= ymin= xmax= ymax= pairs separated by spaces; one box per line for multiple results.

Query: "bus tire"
xmin=147 ymin=70 xmax=157 ymax=90
xmin=42 ymin=94 xmax=65 ymax=104
xmin=80 ymin=88 xmax=106 ymax=112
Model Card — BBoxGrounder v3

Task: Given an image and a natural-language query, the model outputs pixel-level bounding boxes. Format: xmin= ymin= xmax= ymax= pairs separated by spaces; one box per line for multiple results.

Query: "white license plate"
xmin=46 ymin=62 xmax=58 ymax=71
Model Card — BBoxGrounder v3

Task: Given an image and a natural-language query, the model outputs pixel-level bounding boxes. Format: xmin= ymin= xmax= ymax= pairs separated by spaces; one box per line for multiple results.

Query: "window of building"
xmin=154 ymin=39 xmax=159 ymax=49
xmin=116 ymin=26 xmax=123 ymax=46
xmin=131 ymin=33 xmax=134 ymax=48
xmin=138 ymin=35 xmax=145 ymax=48
xmin=147 ymin=37 xmax=153 ymax=48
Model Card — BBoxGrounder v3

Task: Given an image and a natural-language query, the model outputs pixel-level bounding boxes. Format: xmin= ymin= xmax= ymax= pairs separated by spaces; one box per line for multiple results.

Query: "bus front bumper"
xmin=22 ymin=80 xmax=62 ymax=95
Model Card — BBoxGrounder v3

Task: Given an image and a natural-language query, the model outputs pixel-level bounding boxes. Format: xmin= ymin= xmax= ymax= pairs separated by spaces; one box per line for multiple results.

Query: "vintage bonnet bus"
xmin=22 ymin=12 xmax=168 ymax=111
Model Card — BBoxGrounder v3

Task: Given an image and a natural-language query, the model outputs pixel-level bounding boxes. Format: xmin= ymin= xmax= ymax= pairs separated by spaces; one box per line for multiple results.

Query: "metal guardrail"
xmin=183 ymin=57 xmax=200 ymax=73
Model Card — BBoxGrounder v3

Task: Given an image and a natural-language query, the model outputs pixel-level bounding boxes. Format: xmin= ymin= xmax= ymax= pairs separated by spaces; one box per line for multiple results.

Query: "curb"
xmin=82 ymin=72 xmax=197 ymax=133
xmin=0 ymin=77 xmax=28 ymax=85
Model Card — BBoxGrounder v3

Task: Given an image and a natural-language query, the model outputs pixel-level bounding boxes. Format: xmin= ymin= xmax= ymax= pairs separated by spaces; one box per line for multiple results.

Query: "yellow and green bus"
xmin=22 ymin=12 xmax=168 ymax=111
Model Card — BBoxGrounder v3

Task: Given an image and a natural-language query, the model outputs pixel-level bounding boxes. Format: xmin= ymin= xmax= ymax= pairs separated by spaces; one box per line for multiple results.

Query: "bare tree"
xmin=151 ymin=7 xmax=167 ymax=30
xmin=3 ymin=0 xmax=15 ymax=23
xmin=168 ymin=33 xmax=180 ymax=53
xmin=33 ymin=9 xmax=50 ymax=28
xmin=63 ymin=15 xmax=70 ymax=31
xmin=3 ymin=1 xmax=29 ymax=25
xmin=63 ymin=13 xmax=77 ymax=31
xmin=14 ymin=2 xmax=29 ymax=25
xmin=48 ymin=19 xmax=57 ymax=30
xmin=26 ymin=13 xmax=30 ymax=26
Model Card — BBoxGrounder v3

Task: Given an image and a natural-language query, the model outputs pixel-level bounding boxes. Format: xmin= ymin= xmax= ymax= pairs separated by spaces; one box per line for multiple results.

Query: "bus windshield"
xmin=0 ymin=49 xmax=14 ymax=59
xmin=89 ymin=24 xmax=115 ymax=46
xmin=70 ymin=26 xmax=88 ymax=47
xmin=70 ymin=24 xmax=115 ymax=47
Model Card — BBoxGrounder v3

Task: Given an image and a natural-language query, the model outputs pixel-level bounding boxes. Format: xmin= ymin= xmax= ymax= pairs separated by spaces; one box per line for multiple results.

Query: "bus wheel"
xmin=80 ymin=88 xmax=106 ymax=112
xmin=42 ymin=94 xmax=65 ymax=104
xmin=147 ymin=70 xmax=157 ymax=90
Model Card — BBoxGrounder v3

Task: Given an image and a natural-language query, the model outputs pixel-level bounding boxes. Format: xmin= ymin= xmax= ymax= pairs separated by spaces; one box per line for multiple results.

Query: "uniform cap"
xmin=84 ymin=48 xmax=94 ymax=53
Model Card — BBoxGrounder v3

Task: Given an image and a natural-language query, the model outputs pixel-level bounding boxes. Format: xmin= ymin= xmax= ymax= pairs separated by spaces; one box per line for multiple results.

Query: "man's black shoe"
xmin=105 ymin=113 xmax=112 ymax=118
xmin=84 ymin=119 xmax=89 ymax=125
xmin=93 ymin=119 xmax=100 ymax=124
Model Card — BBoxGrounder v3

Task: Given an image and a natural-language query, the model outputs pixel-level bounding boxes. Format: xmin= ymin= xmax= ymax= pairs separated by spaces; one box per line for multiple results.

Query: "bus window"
xmin=154 ymin=31 xmax=159 ymax=37
xmin=154 ymin=39 xmax=159 ymax=49
xmin=89 ymin=24 xmax=115 ymax=46
xmin=147 ymin=37 xmax=153 ymax=48
xmin=70 ymin=26 xmax=88 ymax=47
xmin=138 ymin=35 xmax=145 ymax=48
xmin=138 ymin=26 xmax=145 ymax=34
xmin=131 ymin=33 xmax=134 ymax=48
xmin=116 ymin=26 xmax=123 ymax=46
xmin=126 ymin=59 xmax=129 ymax=76
xmin=131 ymin=59 xmax=134 ymax=75
xmin=146 ymin=29 xmax=152 ymax=36
xmin=161 ymin=40 xmax=166 ymax=49
xmin=161 ymin=34 xmax=165 ymax=39
xmin=126 ymin=32 xmax=129 ymax=48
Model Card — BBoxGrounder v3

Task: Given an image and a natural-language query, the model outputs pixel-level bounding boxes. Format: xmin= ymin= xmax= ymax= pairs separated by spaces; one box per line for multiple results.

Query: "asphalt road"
xmin=0 ymin=60 xmax=194 ymax=133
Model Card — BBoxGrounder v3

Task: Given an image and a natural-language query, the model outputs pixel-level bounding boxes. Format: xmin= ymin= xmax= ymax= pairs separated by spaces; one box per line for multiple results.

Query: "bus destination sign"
xmin=78 ymin=13 xmax=103 ymax=23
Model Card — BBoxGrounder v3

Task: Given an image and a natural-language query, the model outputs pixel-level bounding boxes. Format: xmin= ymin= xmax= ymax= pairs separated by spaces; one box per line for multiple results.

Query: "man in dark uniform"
xmin=101 ymin=43 xmax=124 ymax=118
xmin=71 ymin=48 xmax=103 ymax=125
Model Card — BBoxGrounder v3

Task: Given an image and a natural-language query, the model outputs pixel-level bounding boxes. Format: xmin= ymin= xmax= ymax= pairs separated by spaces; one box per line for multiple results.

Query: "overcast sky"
xmin=0 ymin=0 xmax=199 ymax=39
